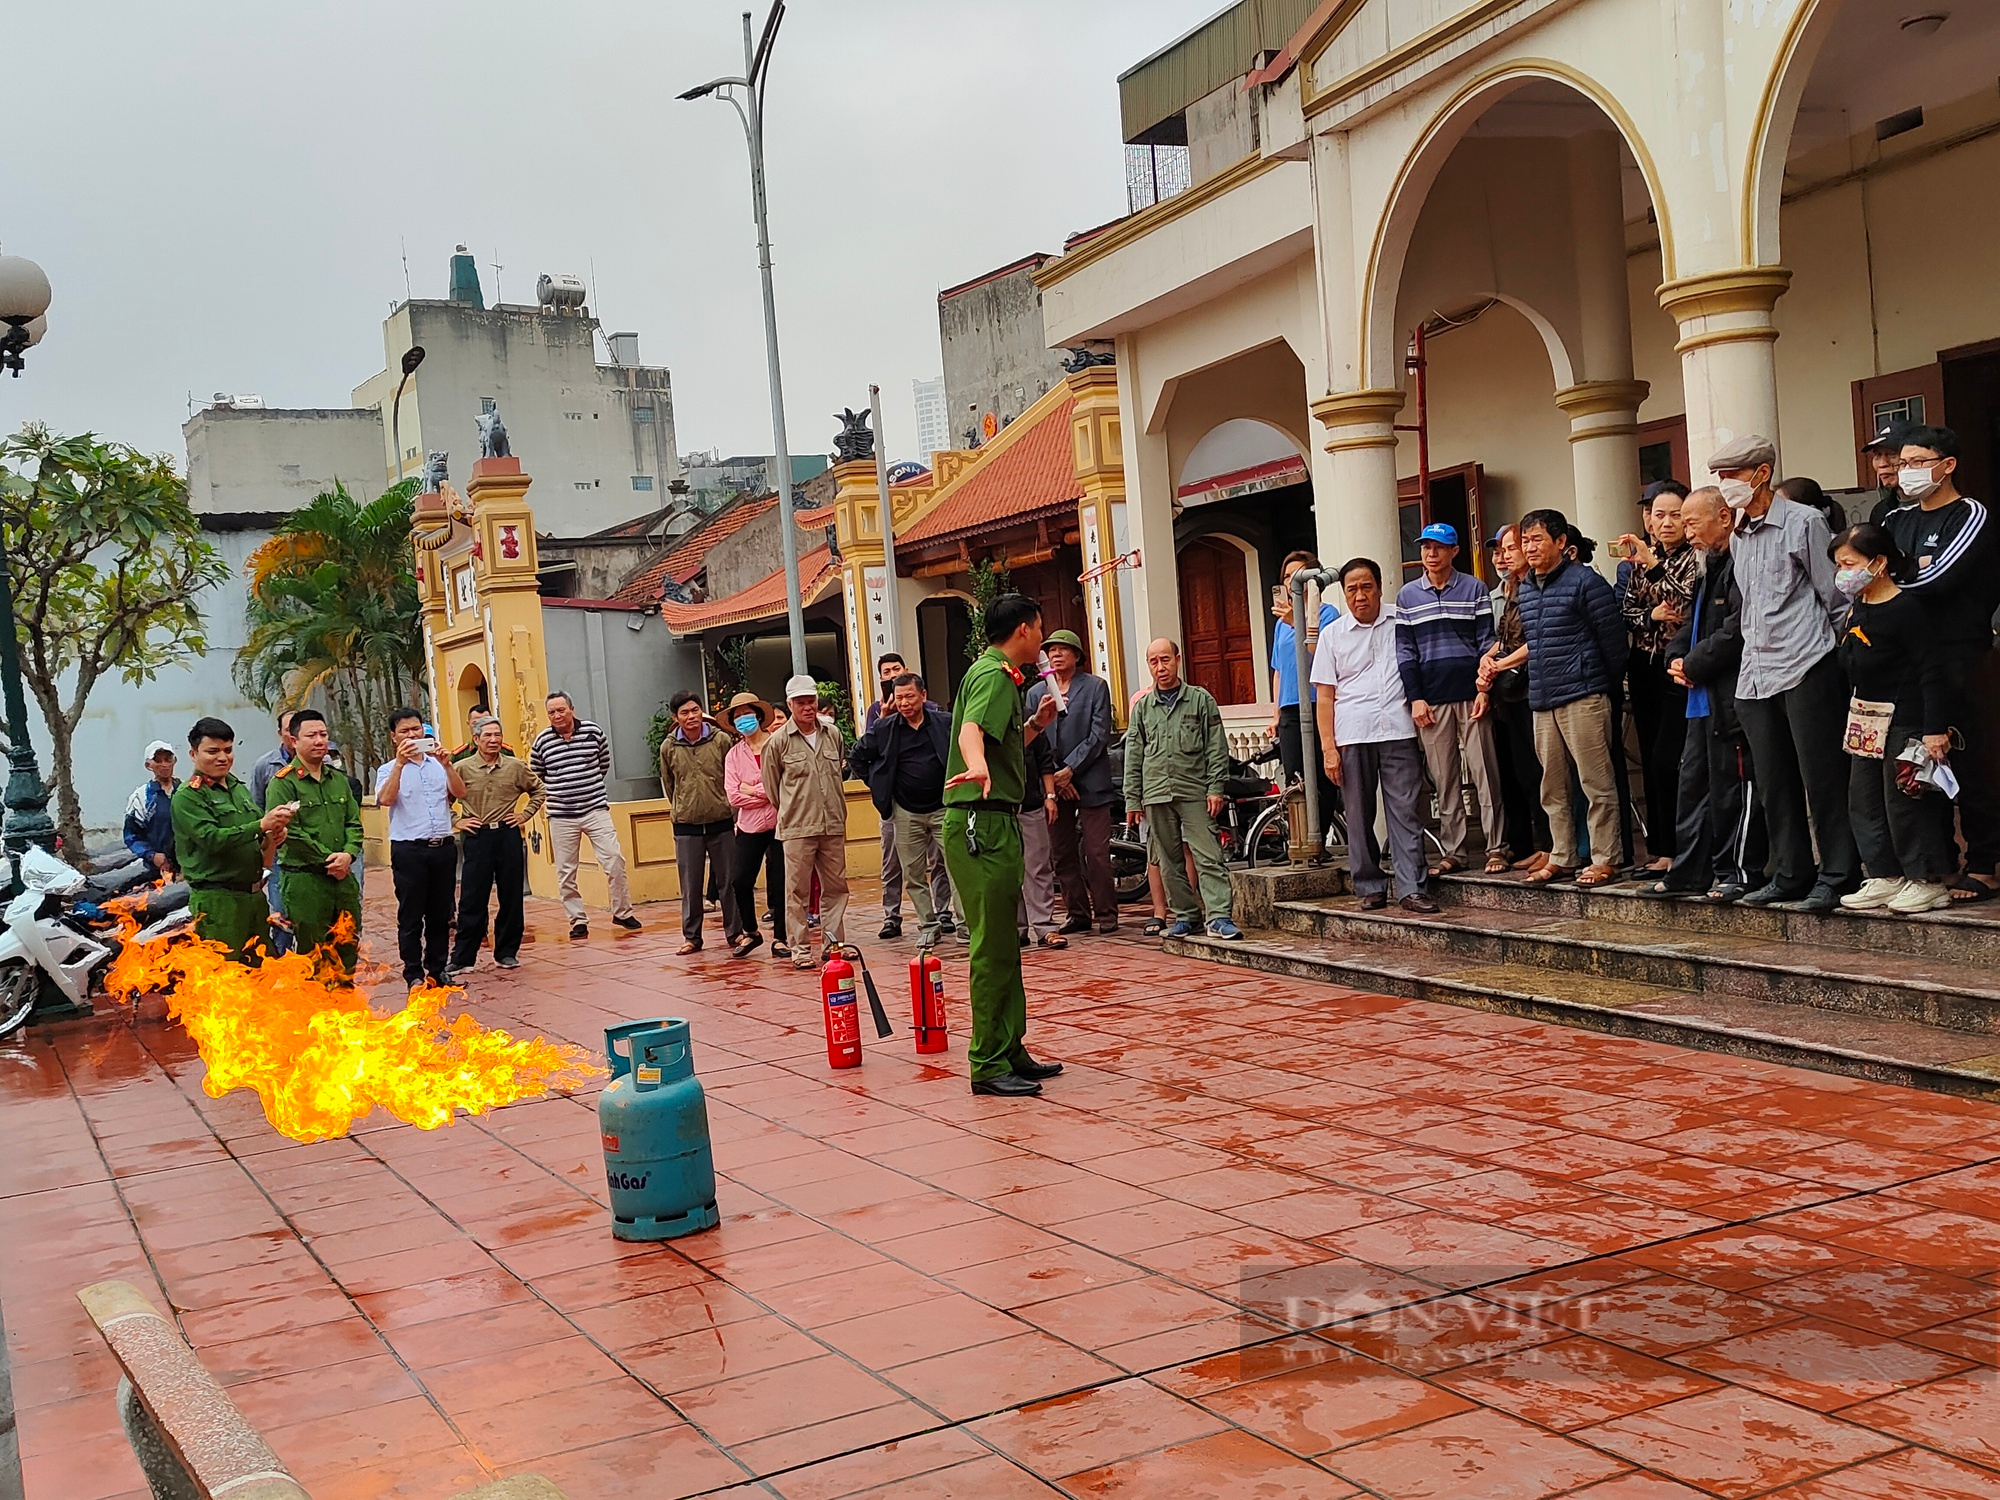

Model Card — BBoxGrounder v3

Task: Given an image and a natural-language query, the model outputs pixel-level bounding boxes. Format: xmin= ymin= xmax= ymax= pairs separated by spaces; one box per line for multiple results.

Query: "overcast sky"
xmin=3 ymin=1 xmax=1220 ymax=473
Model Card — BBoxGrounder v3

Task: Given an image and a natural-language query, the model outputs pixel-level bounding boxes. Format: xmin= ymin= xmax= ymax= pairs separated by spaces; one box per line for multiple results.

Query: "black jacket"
xmin=1667 ymin=549 xmax=1748 ymax=742
xmin=846 ymin=701 xmax=953 ymax=818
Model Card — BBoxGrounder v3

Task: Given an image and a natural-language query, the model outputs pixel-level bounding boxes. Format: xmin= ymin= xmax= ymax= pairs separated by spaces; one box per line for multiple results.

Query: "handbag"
xmin=1843 ymin=696 xmax=1894 ymax=759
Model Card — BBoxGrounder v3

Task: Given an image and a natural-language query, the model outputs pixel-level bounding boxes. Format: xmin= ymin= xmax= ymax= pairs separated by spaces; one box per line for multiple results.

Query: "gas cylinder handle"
xmin=645 ymin=1040 xmax=689 ymax=1071
xmin=603 ymin=1020 xmax=661 ymax=1080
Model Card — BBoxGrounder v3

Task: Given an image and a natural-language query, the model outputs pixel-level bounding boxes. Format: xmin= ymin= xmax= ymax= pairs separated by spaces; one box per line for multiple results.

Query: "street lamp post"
xmin=0 ymin=255 xmax=59 ymax=883
xmin=391 ymin=345 xmax=425 ymax=483
xmin=681 ymin=2 xmax=809 ymax=676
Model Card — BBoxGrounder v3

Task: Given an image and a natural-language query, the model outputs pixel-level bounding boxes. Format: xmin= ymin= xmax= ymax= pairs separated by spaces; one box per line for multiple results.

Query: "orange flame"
xmin=104 ymin=915 xmax=602 ymax=1143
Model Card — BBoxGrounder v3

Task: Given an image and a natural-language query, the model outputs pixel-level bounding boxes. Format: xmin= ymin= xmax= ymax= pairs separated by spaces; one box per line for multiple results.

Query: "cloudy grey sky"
xmin=4 ymin=1 xmax=1219 ymax=472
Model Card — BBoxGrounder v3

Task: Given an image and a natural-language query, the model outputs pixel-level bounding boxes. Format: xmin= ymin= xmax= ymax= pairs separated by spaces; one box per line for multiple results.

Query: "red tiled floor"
xmin=12 ymin=881 xmax=2000 ymax=1499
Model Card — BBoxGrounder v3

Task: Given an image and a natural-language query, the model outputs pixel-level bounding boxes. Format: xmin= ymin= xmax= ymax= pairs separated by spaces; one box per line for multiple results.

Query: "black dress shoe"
xmin=1787 ymin=884 xmax=1840 ymax=913
xmin=1359 ymin=892 xmax=1388 ymax=910
xmin=879 ymin=919 xmax=902 ymax=940
xmin=613 ymin=915 xmax=643 ymax=931
xmin=971 ymin=1073 xmax=1043 ymax=1097
xmin=1057 ymin=915 xmax=1092 ymax=936
xmin=1739 ymin=882 xmax=1804 ymax=908
xmin=1016 ymin=1059 xmax=1064 ymax=1080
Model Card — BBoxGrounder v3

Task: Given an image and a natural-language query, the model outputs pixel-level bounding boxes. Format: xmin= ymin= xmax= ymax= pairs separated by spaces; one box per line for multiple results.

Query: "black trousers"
xmin=1490 ymin=693 xmax=1550 ymax=857
xmin=1736 ymin=652 xmax=1859 ymax=894
xmin=1050 ymin=801 xmax=1118 ymax=926
xmin=1277 ymin=705 xmax=1342 ymax=851
xmin=1627 ymin=654 xmax=1688 ymax=862
xmin=452 ymin=825 xmax=525 ymax=969
xmin=677 ymin=821 xmax=742 ymax=946
xmin=1851 ymin=724 xmax=1956 ymax=882
xmin=390 ymin=839 xmax=458 ymax=983
xmin=1608 ymin=681 xmax=1638 ymax=868
xmin=1666 ymin=716 xmax=1766 ymax=891
xmin=731 ymin=828 xmax=787 ymax=943
xmin=1942 ymin=654 xmax=2000 ymax=874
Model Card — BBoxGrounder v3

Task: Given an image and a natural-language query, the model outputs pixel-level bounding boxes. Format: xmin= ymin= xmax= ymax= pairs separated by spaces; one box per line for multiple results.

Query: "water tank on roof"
xmin=538 ymin=273 xmax=588 ymax=312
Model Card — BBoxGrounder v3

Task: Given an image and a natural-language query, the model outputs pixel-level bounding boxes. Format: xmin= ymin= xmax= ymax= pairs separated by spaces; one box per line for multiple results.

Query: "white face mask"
xmin=1898 ymin=465 xmax=1942 ymax=501
xmin=1718 ymin=477 xmax=1756 ymax=511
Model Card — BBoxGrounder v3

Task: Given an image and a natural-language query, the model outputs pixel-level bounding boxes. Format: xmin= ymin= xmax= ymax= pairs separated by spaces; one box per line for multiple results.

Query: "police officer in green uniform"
xmin=264 ymin=708 xmax=364 ymax=976
xmin=941 ymin=593 xmax=1064 ymax=1097
xmin=171 ymin=716 xmax=294 ymax=964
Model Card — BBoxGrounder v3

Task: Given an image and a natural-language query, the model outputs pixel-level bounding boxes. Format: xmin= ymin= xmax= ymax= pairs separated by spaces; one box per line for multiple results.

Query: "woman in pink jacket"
xmin=723 ymin=692 xmax=787 ymax=958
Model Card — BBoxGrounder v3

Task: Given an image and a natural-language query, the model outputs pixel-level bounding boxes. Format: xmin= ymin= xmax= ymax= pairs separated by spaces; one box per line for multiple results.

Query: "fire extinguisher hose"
xmin=834 ymin=943 xmax=895 ymax=1038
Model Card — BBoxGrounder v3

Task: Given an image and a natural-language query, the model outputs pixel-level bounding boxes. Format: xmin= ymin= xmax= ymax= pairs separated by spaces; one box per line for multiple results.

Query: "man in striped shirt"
xmin=531 ymin=691 xmax=642 ymax=940
xmin=1395 ymin=523 xmax=1508 ymax=874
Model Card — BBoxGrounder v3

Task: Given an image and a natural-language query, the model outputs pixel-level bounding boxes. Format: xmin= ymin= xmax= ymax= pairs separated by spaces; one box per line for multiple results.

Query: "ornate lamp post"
xmin=0 ymin=254 xmax=58 ymax=878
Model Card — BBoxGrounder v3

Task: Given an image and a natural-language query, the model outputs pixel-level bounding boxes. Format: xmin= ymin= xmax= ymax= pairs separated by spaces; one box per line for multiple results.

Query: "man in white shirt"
xmin=375 ymin=708 xmax=467 ymax=988
xmin=1310 ymin=558 xmax=1440 ymax=914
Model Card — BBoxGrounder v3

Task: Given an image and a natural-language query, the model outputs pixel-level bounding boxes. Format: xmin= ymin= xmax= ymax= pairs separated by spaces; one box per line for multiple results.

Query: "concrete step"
xmin=1165 ymin=927 xmax=2000 ymax=1101
xmin=1271 ymin=895 xmax=2000 ymax=1036
xmin=1434 ymin=868 xmax=2000 ymax=967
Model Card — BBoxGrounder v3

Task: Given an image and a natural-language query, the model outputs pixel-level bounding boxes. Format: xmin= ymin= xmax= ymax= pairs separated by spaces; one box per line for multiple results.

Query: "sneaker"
xmin=1840 ymin=877 xmax=1907 ymax=911
xmin=938 ymin=916 xmax=957 ymax=935
xmin=1207 ymin=918 xmax=1244 ymax=940
xmin=569 ymin=922 xmax=589 ymax=941
xmin=1888 ymin=880 xmax=1952 ymax=914
xmin=494 ymin=956 xmax=520 ymax=970
xmin=612 ymin=915 xmax=642 ymax=931
xmin=1162 ymin=920 xmax=1195 ymax=938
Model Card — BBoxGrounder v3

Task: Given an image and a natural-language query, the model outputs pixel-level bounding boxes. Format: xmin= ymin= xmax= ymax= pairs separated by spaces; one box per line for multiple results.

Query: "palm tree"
xmin=235 ymin=480 xmax=428 ymax=778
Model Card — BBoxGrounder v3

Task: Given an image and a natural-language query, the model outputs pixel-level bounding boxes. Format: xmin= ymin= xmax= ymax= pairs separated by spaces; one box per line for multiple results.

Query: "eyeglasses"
xmin=1902 ymin=453 xmax=1947 ymax=466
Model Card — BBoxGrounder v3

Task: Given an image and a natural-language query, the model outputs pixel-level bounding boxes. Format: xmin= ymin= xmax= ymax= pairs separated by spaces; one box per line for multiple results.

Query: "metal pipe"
xmin=742 ymin=9 xmax=808 ymax=675
xmin=867 ymin=383 xmax=900 ymax=657
xmin=1288 ymin=565 xmax=1339 ymax=858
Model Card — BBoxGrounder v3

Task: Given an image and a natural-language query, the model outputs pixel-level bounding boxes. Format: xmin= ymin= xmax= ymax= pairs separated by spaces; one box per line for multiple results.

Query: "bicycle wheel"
xmin=1244 ymin=802 xmax=1291 ymax=868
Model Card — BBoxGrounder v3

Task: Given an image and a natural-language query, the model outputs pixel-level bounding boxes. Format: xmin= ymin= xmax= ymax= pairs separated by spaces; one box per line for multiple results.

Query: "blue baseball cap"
xmin=1417 ymin=522 xmax=1459 ymax=547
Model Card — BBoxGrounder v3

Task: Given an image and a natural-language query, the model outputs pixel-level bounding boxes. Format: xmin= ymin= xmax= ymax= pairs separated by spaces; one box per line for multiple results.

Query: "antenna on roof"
xmin=491 ymin=249 xmax=504 ymax=306
xmin=590 ymin=256 xmax=599 ymax=315
xmin=400 ymin=236 xmax=412 ymax=302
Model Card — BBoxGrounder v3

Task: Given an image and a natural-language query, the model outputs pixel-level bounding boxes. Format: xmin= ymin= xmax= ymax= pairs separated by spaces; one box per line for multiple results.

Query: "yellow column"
xmin=1657 ymin=268 xmax=1791 ymax=482
xmin=827 ymin=456 xmax=885 ymax=727
xmin=1310 ymin=389 xmax=1405 ymax=576
xmin=1065 ymin=364 xmax=1130 ymax=721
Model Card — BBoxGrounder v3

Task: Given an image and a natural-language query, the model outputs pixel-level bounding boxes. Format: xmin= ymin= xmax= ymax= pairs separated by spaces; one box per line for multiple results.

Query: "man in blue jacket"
xmin=847 ymin=671 xmax=962 ymax=946
xmin=124 ymin=740 xmax=182 ymax=875
xmin=1516 ymin=508 xmax=1628 ymax=886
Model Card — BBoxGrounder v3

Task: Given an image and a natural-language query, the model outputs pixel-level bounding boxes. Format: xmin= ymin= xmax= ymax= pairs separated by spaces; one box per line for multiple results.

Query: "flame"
xmin=103 ymin=914 xmax=602 ymax=1143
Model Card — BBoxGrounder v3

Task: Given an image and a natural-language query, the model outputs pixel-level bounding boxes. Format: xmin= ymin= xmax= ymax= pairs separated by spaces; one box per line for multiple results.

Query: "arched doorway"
xmin=1176 ymin=536 xmax=1256 ymax=705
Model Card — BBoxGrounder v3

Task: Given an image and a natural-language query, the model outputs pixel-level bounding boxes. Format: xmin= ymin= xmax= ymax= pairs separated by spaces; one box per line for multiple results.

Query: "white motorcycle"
xmin=0 ymin=847 xmax=195 ymax=1038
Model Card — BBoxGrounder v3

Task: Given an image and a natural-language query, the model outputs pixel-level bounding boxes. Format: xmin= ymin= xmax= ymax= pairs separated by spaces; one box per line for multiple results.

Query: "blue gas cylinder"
xmin=598 ymin=1018 xmax=720 ymax=1241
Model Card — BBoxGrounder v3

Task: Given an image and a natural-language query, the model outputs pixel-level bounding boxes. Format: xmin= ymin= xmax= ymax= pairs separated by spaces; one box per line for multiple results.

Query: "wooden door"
xmin=1177 ymin=536 xmax=1256 ymax=705
xmin=1638 ymin=416 xmax=1689 ymax=488
xmin=1852 ymin=364 xmax=1944 ymax=486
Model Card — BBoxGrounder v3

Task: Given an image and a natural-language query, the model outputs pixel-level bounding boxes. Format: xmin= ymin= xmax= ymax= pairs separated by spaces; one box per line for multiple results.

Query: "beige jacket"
xmin=760 ymin=719 xmax=849 ymax=840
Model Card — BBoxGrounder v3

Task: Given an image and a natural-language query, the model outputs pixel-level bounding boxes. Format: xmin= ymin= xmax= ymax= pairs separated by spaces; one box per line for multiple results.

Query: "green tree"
xmin=964 ymin=556 xmax=1012 ymax=662
xmin=0 ymin=423 xmax=227 ymax=859
xmin=234 ymin=479 xmax=426 ymax=780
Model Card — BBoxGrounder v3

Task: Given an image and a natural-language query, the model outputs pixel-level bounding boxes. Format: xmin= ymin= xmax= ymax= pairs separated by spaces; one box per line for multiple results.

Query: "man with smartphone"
xmin=375 ymin=706 xmax=468 ymax=989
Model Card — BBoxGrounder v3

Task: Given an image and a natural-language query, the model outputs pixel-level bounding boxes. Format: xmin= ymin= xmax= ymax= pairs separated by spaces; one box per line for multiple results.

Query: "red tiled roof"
xmin=658 ymin=546 xmax=840 ymax=634
xmin=897 ymin=391 xmax=1079 ymax=548
xmin=938 ymin=252 xmax=1053 ymax=302
xmin=606 ymin=494 xmax=777 ymax=607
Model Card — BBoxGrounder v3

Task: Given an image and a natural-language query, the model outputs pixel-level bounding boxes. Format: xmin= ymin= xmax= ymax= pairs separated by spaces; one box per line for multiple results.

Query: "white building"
xmin=911 ymin=376 xmax=949 ymax=462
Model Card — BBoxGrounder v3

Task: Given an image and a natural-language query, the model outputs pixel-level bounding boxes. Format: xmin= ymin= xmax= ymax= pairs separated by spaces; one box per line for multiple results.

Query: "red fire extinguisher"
xmin=821 ymin=949 xmax=861 ymax=1069
xmin=910 ymin=947 xmax=948 ymax=1054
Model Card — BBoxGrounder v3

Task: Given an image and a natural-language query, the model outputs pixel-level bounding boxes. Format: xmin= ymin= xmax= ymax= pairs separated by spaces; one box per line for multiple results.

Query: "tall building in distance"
xmin=911 ymin=376 xmax=949 ymax=462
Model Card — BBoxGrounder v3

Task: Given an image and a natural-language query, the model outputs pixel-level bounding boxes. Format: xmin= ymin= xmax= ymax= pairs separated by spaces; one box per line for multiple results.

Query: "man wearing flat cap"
xmin=1026 ymin=629 xmax=1120 ymax=933
xmin=1863 ymin=420 xmax=1915 ymax=527
xmin=1710 ymin=433 xmax=1856 ymax=911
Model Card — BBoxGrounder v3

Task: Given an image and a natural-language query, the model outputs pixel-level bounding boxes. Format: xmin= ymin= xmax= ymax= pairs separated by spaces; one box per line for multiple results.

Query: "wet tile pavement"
xmin=4 ymin=885 xmax=1999 ymax=1499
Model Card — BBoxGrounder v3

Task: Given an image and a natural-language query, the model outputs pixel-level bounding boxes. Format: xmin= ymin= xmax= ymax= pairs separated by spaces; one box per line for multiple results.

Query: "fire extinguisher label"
xmin=828 ymin=987 xmax=858 ymax=1044
xmin=601 ymin=1133 xmax=620 ymax=1153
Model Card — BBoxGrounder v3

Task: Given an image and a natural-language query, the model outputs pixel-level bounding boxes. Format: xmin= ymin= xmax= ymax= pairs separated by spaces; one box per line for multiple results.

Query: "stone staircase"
xmin=1170 ymin=866 xmax=2000 ymax=1099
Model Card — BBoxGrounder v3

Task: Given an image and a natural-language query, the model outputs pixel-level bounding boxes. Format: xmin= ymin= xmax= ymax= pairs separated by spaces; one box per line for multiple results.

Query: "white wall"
xmin=184 ymin=408 xmax=385 ymax=515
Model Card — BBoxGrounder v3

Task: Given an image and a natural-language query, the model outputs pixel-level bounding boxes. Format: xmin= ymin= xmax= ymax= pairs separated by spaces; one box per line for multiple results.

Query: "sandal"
xmin=1484 ymin=855 xmax=1512 ymax=874
xmin=1575 ymin=864 xmax=1620 ymax=887
xmin=675 ymin=941 xmax=702 ymax=955
xmin=1430 ymin=857 xmax=1465 ymax=877
xmin=1513 ymin=850 xmax=1550 ymax=873
xmin=731 ymin=934 xmax=763 ymax=959
xmin=1142 ymin=917 xmax=1168 ymax=937
xmin=1947 ymin=875 xmax=1999 ymax=905
xmin=1036 ymin=933 xmax=1069 ymax=950
xmin=770 ymin=941 xmax=792 ymax=959
xmin=1524 ymin=865 xmax=1576 ymax=885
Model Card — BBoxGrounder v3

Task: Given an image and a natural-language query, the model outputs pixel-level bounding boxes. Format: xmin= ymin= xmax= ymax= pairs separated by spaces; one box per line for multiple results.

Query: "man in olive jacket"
xmin=172 ymin=716 xmax=294 ymax=963
xmin=263 ymin=708 xmax=363 ymax=976
xmin=1122 ymin=638 xmax=1241 ymax=939
xmin=659 ymin=690 xmax=741 ymax=954
xmin=760 ymin=676 xmax=851 ymax=968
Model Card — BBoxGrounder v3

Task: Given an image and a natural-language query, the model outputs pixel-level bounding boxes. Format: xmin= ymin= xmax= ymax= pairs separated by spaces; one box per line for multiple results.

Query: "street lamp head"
xmin=678 ymin=76 xmax=739 ymax=101
xmin=401 ymin=345 xmax=426 ymax=377
xmin=0 ymin=255 xmax=52 ymax=326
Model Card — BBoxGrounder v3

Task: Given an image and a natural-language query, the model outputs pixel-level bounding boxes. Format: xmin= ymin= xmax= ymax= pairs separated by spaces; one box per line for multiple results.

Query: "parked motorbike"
xmin=0 ymin=848 xmax=193 ymax=1038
